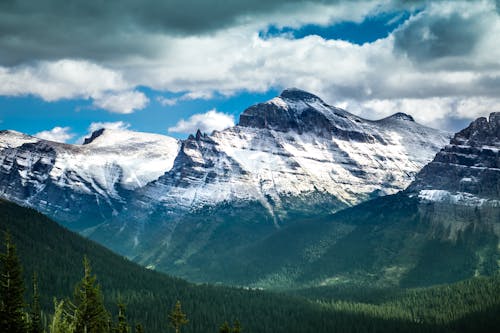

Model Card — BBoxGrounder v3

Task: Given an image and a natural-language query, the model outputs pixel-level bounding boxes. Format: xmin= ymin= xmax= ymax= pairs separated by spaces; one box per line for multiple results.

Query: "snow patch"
xmin=0 ymin=130 xmax=39 ymax=149
xmin=418 ymin=189 xmax=499 ymax=206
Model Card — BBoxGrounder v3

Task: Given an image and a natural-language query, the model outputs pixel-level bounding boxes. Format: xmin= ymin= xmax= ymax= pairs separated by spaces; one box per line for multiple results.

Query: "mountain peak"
xmin=279 ymin=88 xmax=322 ymax=102
xmin=452 ymin=112 xmax=500 ymax=147
xmin=83 ymin=128 xmax=105 ymax=145
xmin=238 ymin=88 xmax=335 ymax=135
xmin=387 ymin=112 xmax=415 ymax=122
xmin=0 ymin=129 xmax=39 ymax=149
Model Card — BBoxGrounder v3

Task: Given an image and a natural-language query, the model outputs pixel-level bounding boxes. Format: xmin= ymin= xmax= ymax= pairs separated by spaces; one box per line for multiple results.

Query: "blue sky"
xmin=1 ymin=0 xmax=499 ymax=142
xmin=0 ymin=88 xmax=279 ymax=141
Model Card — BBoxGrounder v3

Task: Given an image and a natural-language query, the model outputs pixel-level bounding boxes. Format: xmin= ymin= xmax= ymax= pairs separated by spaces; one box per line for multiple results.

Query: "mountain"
xmin=1 ymin=198 xmax=499 ymax=333
xmin=191 ymin=113 xmax=499 ymax=288
xmin=0 ymin=89 xmax=449 ymax=227
xmin=136 ymin=88 xmax=449 ymax=217
xmin=0 ymin=88 xmax=450 ymax=280
xmin=0 ymin=128 xmax=179 ymax=230
xmin=407 ymin=112 xmax=499 ymax=230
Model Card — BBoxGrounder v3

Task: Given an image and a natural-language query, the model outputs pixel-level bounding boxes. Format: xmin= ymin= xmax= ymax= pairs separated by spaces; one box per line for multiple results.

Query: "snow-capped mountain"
xmin=86 ymin=89 xmax=450 ymax=275
xmin=160 ymin=113 xmax=498 ymax=288
xmin=134 ymin=88 xmax=450 ymax=221
xmin=0 ymin=128 xmax=179 ymax=228
xmin=0 ymin=88 xmax=450 ymax=256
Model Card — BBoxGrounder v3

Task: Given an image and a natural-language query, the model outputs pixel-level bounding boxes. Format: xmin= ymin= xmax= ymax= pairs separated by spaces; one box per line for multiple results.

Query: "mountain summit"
xmin=279 ymin=87 xmax=323 ymax=101
xmin=239 ymin=88 xmax=366 ymax=139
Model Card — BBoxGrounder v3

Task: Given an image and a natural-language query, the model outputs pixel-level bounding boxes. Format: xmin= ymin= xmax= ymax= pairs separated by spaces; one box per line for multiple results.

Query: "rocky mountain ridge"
xmin=409 ymin=112 xmax=499 ymax=202
xmin=134 ymin=89 xmax=450 ymax=221
xmin=0 ymin=89 xmax=450 ymax=232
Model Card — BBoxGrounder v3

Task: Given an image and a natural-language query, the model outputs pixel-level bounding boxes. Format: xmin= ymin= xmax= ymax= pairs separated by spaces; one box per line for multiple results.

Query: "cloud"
xmin=1 ymin=1 xmax=500 ymax=129
xmin=0 ymin=0 xmax=381 ymax=65
xmin=168 ymin=109 xmax=235 ymax=134
xmin=88 ymin=121 xmax=131 ymax=133
xmin=393 ymin=2 xmax=493 ymax=63
xmin=338 ymin=96 xmax=500 ymax=130
xmin=156 ymin=91 xmax=214 ymax=107
xmin=0 ymin=59 xmax=148 ymax=113
xmin=157 ymin=96 xmax=178 ymax=106
xmin=130 ymin=0 xmax=498 ymax=130
xmin=0 ymin=60 xmax=127 ymax=101
xmin=34 ymin=126 xmax=74 ymax=143
xmin=92 ymin=91 xmax=149 ymax=114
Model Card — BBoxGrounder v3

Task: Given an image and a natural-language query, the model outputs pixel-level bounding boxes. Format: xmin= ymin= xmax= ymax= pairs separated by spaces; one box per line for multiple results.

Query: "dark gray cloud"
xmin=0 ymin=0 xmax=456 ymax=66
xmin=393 ymin=8 xmax=490 ymax=63
xmin=0 ymin=0 xmax=338 ymax=65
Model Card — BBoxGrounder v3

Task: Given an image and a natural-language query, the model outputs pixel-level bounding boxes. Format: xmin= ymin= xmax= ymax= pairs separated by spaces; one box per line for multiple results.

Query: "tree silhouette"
xmin=72 ymin=256 xmax=110 ymax=333
xmin=29 ymin=272 xmax=43 ymax=333
xmin=168 ymin=300 xmax=188 ymax=333
xmin=0 ymin=232 xmax=27 ymax=333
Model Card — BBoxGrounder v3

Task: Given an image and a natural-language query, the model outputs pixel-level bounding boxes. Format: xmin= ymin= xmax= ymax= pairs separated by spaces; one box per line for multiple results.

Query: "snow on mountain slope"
xmin=0 ymin=89 xmax=450 ymax=231
xmin=0 ymin=130 xmax=39 ymax=148
xmin=58 ymin=128 xmax=179 ymax=192
xmin=1 ymin=128 xmax=180 ymax=193
xmin=0 ymin=129 xmax=180 ymax=227
xmin=137 ymin=89 xmax=450 ymax=218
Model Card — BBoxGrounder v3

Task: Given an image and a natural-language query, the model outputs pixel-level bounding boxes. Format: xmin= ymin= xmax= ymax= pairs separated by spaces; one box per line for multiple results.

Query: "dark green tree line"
xmin=0 ymin=232 xmax=27 ymax=333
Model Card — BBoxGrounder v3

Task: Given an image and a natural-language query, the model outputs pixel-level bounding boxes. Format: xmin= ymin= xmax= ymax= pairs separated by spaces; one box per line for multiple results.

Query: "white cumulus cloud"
xmin=0 ymin=60 xmax=127 ymax=101
xmin=92 ymin=91 xmax=149 ymax=114
xmin=168 ymin=109 xmax=235 ymax=134
xmin=157 ymin=96 xmax=178 ymax=106
xmin=0 ymin=59 xmax=148 ymax=114
xmin=34 ymin=126 xmax=74 ymax=143
xmin=88 ymin=121 xmax=131 ymax=133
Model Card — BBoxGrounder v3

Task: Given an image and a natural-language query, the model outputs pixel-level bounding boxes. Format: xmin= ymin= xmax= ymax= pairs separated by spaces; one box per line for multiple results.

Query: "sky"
xmin=1 ymin=0 xmax=499 ymax=143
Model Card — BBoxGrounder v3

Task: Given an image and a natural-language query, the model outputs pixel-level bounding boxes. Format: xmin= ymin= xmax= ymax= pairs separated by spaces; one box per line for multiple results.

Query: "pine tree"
xmin=168 ymin=300 xmax=188 ymax=333
xmin=49 ymin=299 xmax=74 ymax=333
xmin=232 ymin=320 xmax=242 ymax=333
xmin=0 ymin=232 xmax=27 ymax=333
xmin=29 ymin=272 xmax=43 ymax=333
xmin=219 ymin=320 xmax=241 ymax=333
xmin=134 ymin=323 xmax=144 ymax=333
xmin=114 ymin=303 xmax=129 ymax=333
xmin=72 ymin=256 xmax=110 ymax=333
xmin=219 ymin=321 xmax=230 ymax=333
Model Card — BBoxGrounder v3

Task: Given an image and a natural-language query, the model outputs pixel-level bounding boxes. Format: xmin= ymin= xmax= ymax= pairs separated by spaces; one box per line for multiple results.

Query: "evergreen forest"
xmin=1 ymin=199 xmax=499 ymax=333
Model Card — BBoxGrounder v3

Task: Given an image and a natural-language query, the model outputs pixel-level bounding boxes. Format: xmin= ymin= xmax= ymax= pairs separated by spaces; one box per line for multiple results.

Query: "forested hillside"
xmin=1 ymin=199 xmax=499 ymax=333
xmin=189 ymin=193 xmax=499 ymax=288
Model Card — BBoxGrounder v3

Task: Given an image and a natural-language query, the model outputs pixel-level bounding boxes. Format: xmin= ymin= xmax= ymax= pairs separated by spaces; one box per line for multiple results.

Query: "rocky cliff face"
xmin=409 ymin=112 xmax=499 ymax=200
xmin=406 ymin=112 xmax=500 ymax=239
xmin=133 ymin=89 xmax=450 ymax=224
